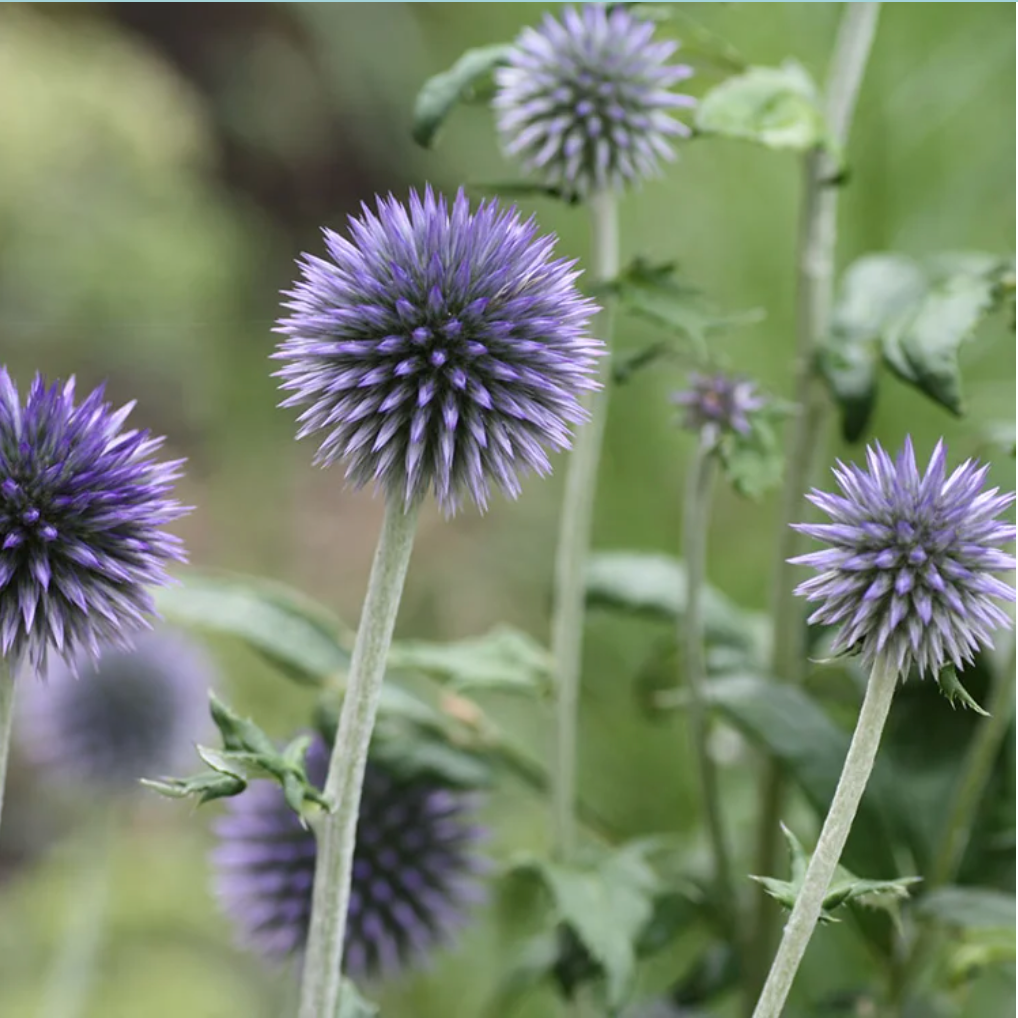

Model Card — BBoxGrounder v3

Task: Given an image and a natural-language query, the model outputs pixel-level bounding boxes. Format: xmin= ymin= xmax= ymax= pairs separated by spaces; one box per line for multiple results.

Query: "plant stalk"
xmin=297 ymin=500 xmax=419 ymax=1018
xmin=0 ymin=661 xmax=14 ymax=836
xmin=746 ymin=2 xmax=881 ymax=999
xmin=551 ymin=189 xmax=619 ymax=861
xmin=751 ymin=653 xmax=899 ymax=1018
xmin=681 ymin=432 xmax=736 ymax=932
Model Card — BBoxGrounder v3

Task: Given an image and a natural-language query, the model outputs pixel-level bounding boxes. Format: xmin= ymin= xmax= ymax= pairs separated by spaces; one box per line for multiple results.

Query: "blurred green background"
xmin=0 ymin=3 xmax=1013 ymax=1017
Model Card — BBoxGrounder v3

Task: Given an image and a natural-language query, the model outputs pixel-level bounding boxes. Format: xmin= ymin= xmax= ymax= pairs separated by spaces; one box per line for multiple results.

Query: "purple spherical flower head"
xmin=0 ymin=370 xmax=189 ymax=672
xmin=493 ymin=4 xmax=695 ymax=197
xmin=212 ymin=733 xmax=487 ymax=979
xmin=671 ymin=372 xmax=765 ymax=441
xmin=18 ymin=628 xmax=214 ymax=793
xmin=792 ymin=438 xmax=1016 ymax=677
xmin=273 ymin=187 xmax=601 ymax=515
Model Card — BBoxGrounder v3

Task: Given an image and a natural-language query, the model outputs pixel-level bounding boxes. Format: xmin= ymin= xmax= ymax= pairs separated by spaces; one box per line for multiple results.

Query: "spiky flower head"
xmin=0 ymin=370 xmax=189 ymax=671
xmin=273 ymin=187 xmax=601 ymax=514
xmin=792 ymin=438 xmax=1016 ymax=677
xmin=671 ymin=372 xmax=765 ymax=442
xmin=213 ymin=733 xmax=486 ymax=977
xmin=18 ymin=629 xmax=214 ymax=793
xmin=493 ymin=4 xmax=695 ymax=197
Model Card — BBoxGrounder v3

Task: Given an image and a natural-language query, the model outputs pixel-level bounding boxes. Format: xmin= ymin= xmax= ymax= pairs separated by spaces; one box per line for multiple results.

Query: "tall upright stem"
xmin=681 ymin=433 xmax=736 ymax=931
xmin=551 ymin=189 xmax=619 ymax=861
xmin=751 ymin=654 xmax=899 ymax=1018
xmin=0 ymin=661 xmax=14 ymax=835
xmin=746 ymin=3 xmax=881 ymax=999
xmin=297 ymin=500 xmax=419 ymax=1018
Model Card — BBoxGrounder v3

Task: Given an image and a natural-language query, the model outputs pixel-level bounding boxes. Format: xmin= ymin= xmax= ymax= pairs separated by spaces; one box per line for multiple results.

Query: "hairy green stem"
xmin=39 ymin=809 xmax=117 ymax=1018
xmin=746 ymin=3 xmax=881 ymax=999
xmin=0 ymin=661 xmax=14 ymax=836
xmin=551 ymin=189 xmax=619 ymax=861
xmin=297 ymin=500 xmax=419 ymax=1018
xmin=681 ymin=433 xmax=736 ymax=932
xmin=751 ymin=654 xmax=899 ymax=1018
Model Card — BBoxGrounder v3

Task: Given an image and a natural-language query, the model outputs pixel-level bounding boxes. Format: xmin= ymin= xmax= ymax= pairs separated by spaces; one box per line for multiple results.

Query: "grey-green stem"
xmin=682 ymin=432 xmax=736 ymax=932
xmin=0 ymin=661 xmax=14 ymax=835
xmin=551 ymin=189 xmax=619 ymax=861
xmin=297 ymin=500 xmax=419 ymax=1018
xmin=747 ymin=2 xmax=881 ymax=997
xmin=751 ymin=653 xmax=899 ymax=1018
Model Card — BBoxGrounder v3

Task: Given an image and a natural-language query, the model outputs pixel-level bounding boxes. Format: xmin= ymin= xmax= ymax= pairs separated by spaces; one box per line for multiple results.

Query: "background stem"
xmin=681 ymin=433 xmax=735 ymax=932
xmin=297 ymin=500 xmax=419 ymax=1018
xmin=751 ymin=654 xmax=899 ymax=1018
xmin=0 ymin=661 xmax=14 ymax=835
xmin=746 ymin=3 xmax=881 ymax=999
xmin=551 ymin=189 xmax=619 ymax=862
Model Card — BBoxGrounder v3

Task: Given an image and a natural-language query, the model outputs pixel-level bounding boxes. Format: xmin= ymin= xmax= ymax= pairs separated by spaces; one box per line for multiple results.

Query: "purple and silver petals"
xmin=792 ymin=438 xmax=1016 ymax=677
xmin=212 ymin=733 xmax=486 ymax=979
xmin=274 ymin=188 xmax=601 ymax=514
xmin=0 ymin=369 xmax=189 ymax=671
xmin=493 ymin=4 xmax=695 ymax=196
xmin=671 ymin=372 xmax=766 ymax=440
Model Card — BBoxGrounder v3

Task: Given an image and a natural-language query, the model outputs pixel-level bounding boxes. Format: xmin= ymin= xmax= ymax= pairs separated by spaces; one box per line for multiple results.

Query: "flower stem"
xmin=551 ymin=189 xmax=619 ymax=861
xmin=746 ymin=2 xmax=881 ymax=999
xmin=0 ymin=660 xmax=14 ymax=836
xmin=681 ymin=433 xmax=736 ymax=933
xmin=297 ymin=499 xmax=419 ymax=1018
xmin=751 ymin=653 xmax=899 ymax=1018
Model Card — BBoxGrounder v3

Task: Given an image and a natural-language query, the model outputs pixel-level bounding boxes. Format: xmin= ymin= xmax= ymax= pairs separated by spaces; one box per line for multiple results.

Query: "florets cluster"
xmin=0 ymin=370 xmax=189 ymax=671
xmin=672 ymin=372 xmax=765 ymax=442
xmin=274 ymin=188 xmax=601 ymax=514
xmin=213 ymin=733 xmax=486 ymax=977
xmin=793 ymin=438 xmax=1016 ymax=676
xmin=493 ymin=4 xmax=695 ymax=196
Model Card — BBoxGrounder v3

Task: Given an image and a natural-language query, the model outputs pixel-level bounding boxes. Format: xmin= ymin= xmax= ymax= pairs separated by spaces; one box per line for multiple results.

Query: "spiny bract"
xmin=273 ymin=187 xmax=601 ymax=514
xmin=493 ymin=4 xmax=695 ymax=197
xmin=792 ymin=438 xmax=1016 ymax=677
xmin=212 ymin=733 xmax=486 ymax=978
xmin=0 ymin=370 xmax=189 ymax=671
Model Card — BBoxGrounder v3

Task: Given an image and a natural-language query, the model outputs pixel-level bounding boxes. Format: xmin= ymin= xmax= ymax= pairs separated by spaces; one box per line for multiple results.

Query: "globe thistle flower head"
xmin=18 ymin=629 xmax=214 ymax=793
xmin=273 ymin=187 xmax=602 ymax=514
xmin=493 ymin=4 xmax=695 ymax=197
xmin=0 ymin=369 xmax=189 ymax=672
xmin=671 ymin=372 xmax=765 ymax=442
xmin=792 ymin=438 xmax=1016 ymax=677
xmin=213 ymin=733 xmax=487 ymax=977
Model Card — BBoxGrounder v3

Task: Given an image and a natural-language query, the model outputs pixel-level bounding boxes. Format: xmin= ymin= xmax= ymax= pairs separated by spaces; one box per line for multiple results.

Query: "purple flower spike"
xmin=273 ymin=187 xmax=601 ymax=514
xmin=0 ymin=369 xmax=189 ymax=672
xmin=494 ymin=4 xmax=695 ymax=196
xmin=213 ymin=733 xmax=487 ymax=979
xmin=18 ymin=629 xmax=214 ymax=793
xmin=672 ymin=372 xmax=765 ymax=442
xmin=792 ymin=438 xmax=1016 ymax=677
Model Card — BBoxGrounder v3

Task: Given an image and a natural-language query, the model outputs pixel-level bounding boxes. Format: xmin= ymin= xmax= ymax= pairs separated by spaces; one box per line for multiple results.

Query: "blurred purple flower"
xmin=18 ymin=629 xmax=213 ymax=792
xmin=792 ymin=438 xmax=1016 ymax=676
xmin=273 ymin=187 xmax=601 ymax=514
xmin=671 ymin=372 xmax=765 ymax=442
xmin=212 ymin=733 xmax=486 ymax=979
xmin=494 ymin=4 xmax=695 ymax=196
xmin=0 ymin=370 xmax=189 ymax=671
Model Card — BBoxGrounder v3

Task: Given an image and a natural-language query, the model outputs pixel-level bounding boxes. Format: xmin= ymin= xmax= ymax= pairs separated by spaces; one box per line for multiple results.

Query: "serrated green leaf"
xmin=335 ymin=978 xmax=379 ymax=1018
xmin=585 ymin=552 xmax=756 ymax=652
xmin=512 ymin=845 xmax=661 ymax=1009
xmin=715 ymin=406 xmax=788 ymax=500
xmin=156 ymin=573 xmax=349 ymax=686
xmin=945 ymin=926 xmax=1016 ymax=985
xmin=140 ymin=770 xmax=245 ymax=804
xmin=702 ymin=675 xmax=903 ymax=877
xmin=936 ymin=666 xmax=990 ymax=715
xmin=695 ymin=62 xmax=825 ymax=152
xmin=388 ymin=626 xmax=552 ymax=697
xmin=412 ymin=44 xmax=511 ymax=148
xmin=919 ymin=886 xmax=1017 ymax=930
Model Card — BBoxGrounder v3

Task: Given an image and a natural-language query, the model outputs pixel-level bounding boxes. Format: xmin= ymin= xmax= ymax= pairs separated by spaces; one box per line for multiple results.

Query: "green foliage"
xmin=820 ymin=252 xmax=1014 ymax=438
xmin=935 ymin=666 xmax=990 ymax=716
xmin=156 ymin=572 xmax=350 ymax=687
xmin=412 ymin=44 xmax=511 ymax=148
xmin=714 ymin=399 xmax=792 ymax=500
xmin=919 ymin=886 xmax=1016 ymax=931
xmin=695 ymin=62 xmax=826 ymax=152
xmin=336 ymin=980 xmax=379 ymax=1018
xmin=752 ymin=824 xmax=920 ymax=923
